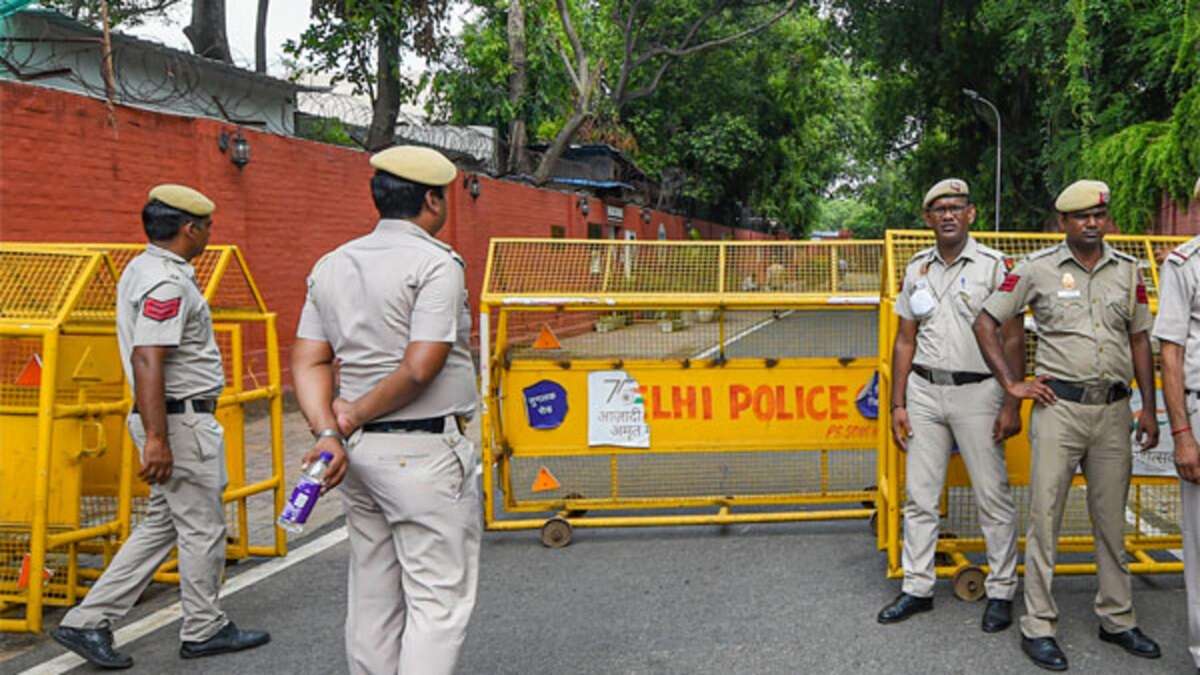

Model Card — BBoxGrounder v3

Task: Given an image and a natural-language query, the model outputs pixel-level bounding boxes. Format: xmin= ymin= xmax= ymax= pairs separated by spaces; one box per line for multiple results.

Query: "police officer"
xmin=974 ymin=179 xmax=1161 ymax=671
xmin=1151 ymin=174 xmax=1200 ymax=674
xmin=292 ymin=146 xmax=480 ymax=675
xmin=51 ymin=185 xmax=269 ymax=669
xmin=877 ymin=179 xmax=1022 ymax=632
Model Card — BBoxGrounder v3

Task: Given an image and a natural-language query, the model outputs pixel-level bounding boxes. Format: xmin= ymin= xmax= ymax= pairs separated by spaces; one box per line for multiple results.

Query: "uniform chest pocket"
xmin=952 ymin=281 xmax=992 ymax=321
xmin=1045 ymin=297 xmax=1089 ymax=330
xmin=1103 ymin=297 xmax=1131 ymax=329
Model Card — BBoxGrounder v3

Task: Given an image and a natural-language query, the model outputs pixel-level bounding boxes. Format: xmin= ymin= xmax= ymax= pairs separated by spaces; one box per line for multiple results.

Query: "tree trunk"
xmin=184 ymin=0 xmax=233 ymax=63
xmin=365 ymin=27 xmax=402 ymax=151
xmin=533 ymin=110 xmax=589 ymax=185
xmin=255 ymin=0 xmax=269 ymax=74
xmin=505 ymin=0 xmax=528 ymax=174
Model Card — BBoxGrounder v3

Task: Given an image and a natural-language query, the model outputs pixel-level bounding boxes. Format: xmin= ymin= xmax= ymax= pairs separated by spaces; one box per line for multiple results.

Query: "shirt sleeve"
xmin=410 ymin=258 xmax=465 ymax=343
xmin=894 ymin=267 xmax=914 ymax=320
xmin=1153 ymin=261 xmax=1191 ymax=344
xmin=1130 ymin=269 xmax=1153 ymax=334
xmin=981 ymin=263 xmax=1036 ymax=323
xmin=131 ymin=281 xmax=189 ymax=347
xmin=295 ymin=276 xmax=327 ymax=341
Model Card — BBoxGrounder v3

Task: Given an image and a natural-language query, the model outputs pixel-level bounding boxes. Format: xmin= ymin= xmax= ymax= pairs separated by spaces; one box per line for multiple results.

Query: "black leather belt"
xmin=132 ymin=398 xmax=217 ymax=415
xmin=362 ymin=417 xmax=445 ymax=434
xmin=912 ymin=365 xmax=993 ymax=386
xmin=1047 ymin=380 xmax=1131 ymax=405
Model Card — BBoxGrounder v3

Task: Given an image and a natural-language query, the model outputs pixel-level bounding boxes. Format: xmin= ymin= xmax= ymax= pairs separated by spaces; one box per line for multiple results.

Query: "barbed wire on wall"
xmin=297 ymin=89 xmax=500 ymax=174
xmin=0 ymin=11 xmax=296 ymax=135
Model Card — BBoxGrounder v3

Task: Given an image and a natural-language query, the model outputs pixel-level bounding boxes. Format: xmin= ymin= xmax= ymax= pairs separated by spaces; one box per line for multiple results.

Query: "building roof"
xmin=11 ymin=7 xmax=320 ymax=93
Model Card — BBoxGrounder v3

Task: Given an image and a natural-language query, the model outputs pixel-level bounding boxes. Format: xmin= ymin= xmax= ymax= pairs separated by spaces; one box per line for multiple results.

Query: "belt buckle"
xmin=931 ymin=369 xmax=955 ymax=386
xmin=1081 ymin=386 xmax=1106 ymax=405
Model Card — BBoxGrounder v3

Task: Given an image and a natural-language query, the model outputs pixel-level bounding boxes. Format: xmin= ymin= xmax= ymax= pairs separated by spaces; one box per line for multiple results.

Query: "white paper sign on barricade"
xmin=587 ymin=370 xmax=650 ymax=448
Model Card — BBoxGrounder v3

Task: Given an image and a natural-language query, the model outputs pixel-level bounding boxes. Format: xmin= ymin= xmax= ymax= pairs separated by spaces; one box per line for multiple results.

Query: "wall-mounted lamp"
xmin=578 ymin=196 xmax=590 ymax=216
xmin=463 ymin=174 xmax=481 ymax=199
xmin=641 ymin=207 xmax=651 ymax=224
xmin=218 ymin=129 xmax=250 ymax=169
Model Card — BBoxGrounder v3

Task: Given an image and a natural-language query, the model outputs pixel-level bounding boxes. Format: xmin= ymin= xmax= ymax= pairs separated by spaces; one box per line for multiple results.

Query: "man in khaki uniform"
xmin=974 ymin=179 xmax=1161 ymax=671
xmin=1151 ymin=175 xmax=1200 ymax=674
xmin=877 ymin=179 xmax=1023 ymax=632
xmin=292 ymin=146 xmax=480 ymax=675
xmin=52 ymin=185 xmax=269 ymax=669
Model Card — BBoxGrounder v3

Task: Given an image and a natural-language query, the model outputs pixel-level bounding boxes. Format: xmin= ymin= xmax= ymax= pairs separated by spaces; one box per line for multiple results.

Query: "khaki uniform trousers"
xmin=901 ymin=375 xmax=1018 ymax=599
xmin=1182 ymin=399 xmax=1200 ymax=668
xmin=1021 ymin=398 xmax=1137 ymax=638
xmin=60 ymin=411 xmax=229 ymax=642
xmin=341 ymin=419 xmax=482 ymax=675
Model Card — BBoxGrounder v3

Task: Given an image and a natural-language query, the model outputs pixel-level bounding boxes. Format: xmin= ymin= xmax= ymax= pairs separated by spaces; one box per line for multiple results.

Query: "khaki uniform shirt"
xmin=116 ymin=245 xmax=224 ymax=400
xmin=1153 ymin=236 xmax=1200 ymax=391
xmin=895 ymin=236 xmax=1008 ymax=373
xmin=982 ymin=242 xmax=1152 ymax=384
xmin=296 ymin=219 xmax=477 ymax=421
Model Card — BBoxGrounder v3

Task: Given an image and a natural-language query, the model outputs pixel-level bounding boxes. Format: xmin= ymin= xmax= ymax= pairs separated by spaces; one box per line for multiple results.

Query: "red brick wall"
xmin=1156 ymin=193 xmax=1200 ymax=236
xmin=0 ymin=81 xmax=777 ymax=381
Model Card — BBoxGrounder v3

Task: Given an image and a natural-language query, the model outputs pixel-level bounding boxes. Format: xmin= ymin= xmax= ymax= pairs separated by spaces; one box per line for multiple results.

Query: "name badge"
xmin=1056 ymin=290 xmax=1082 ymax=299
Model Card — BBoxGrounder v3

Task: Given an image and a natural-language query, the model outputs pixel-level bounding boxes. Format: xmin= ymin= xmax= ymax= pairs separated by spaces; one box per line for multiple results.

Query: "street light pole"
xmin=963 ymin=88 xmax=1002 ymax=232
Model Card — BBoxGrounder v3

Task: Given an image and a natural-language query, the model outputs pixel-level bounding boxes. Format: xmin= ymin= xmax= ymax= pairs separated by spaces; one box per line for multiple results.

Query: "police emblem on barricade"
xmin=856 ymin=371 xmax=880 ymax=420
xmin=523 ymin=380 xmax=568 ymax=430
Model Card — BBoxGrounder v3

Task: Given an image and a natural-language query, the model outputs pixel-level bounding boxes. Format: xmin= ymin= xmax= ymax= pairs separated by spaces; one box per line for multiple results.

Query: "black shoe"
xmin=179 ymin=621 xmax=270 ymax=659
xmin=50 ymin=626 xmax=133 ymax=670
xmin=1021 ymin=636 xmax=1068 ymax=671
xmin=1098 ymin=626 xmax=1161 ymax=659
xmin=981 ymin=598 xmax=1013 ymax=633
xmin=876 ymin=593 xmax=933 ymax=624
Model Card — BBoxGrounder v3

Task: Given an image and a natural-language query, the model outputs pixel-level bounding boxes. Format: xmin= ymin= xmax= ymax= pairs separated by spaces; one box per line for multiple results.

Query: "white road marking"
xmin=691 ymin=310 xmax=796 ymax=360
xmin=20 ymin=526 xmax=349 ymax=675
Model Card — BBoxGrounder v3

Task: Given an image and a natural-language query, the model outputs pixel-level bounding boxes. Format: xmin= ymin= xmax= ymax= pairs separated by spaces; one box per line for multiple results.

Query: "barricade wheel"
xmin=540 ymin=517 xmax=573 ymax=548
xmin=564 ymin=492 xmax=587 ymax=519
xmin=861 ymin=485 xmax=876 ymax=509
xmin=952 ymin=566 xmax=986 ymax=602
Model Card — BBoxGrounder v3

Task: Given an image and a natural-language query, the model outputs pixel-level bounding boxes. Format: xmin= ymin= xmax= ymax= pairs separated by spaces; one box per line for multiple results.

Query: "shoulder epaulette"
xmin=1111 ymin=248 xmax=1138 ymax=264
xmin=1026 ymin=245 xmax=1059 ymax=261
xmin=1167 ymin=236 xmax=1200 ymax=266
xmin=974 ymin=243 xmax=1005 ymax=261
xmin=908 ymin=247 xmax=934 ymax=265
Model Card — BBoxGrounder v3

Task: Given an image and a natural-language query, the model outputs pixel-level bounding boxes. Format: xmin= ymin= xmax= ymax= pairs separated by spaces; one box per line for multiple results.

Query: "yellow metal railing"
xmin=480 ymin=238 xmax=884 ymax=547
xmin=0 ymin=243 xmax=286 ymax=633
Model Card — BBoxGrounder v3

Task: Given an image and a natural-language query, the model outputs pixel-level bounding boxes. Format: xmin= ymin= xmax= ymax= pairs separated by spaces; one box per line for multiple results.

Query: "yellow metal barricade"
xmin=480 ymin=238 xmax=884 ymax=546
xmin=0 ymin=243 xmax=286 ymax=633
xmin=877 ymin=230 xmax=1186 ymax=600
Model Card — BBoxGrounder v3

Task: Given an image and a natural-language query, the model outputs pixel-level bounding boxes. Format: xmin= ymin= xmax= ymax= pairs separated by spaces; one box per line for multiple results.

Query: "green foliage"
xmin=814 ymin=198 xmax=886 ymax=239
xmin=833 ymin=0 xmax=1198 ymax=232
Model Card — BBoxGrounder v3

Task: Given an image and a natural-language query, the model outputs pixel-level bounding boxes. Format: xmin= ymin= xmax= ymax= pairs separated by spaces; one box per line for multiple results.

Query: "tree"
xmin=829 ymin=0 xmax=1199 ymax=232
xmin=40 ymin=0 xmax=182 ymax=29
xmin=184 ymin=0 xmax=233 ymax=63
xmin=531 ymin=0 xmax=798 ymax=184
xmin=287 ymin=0 xmax=453 ymax=151
xmin=435 ymin=3 xmax=865 ymax=233
xmin=255 ymin=0 xmax=269 ymax=74
xmin=506 ymin=0 xmax=529 ymax=173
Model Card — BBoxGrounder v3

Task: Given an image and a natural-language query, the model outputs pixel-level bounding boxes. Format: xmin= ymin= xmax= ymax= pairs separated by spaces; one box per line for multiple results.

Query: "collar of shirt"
xmin=146 ymin=243 xmax=188 ymax=265
xmin=928 ymin=235 xmax=979 ymax=269
xmin=1053 ymin=241 xmax=1118 ymax=272
xmin=145 ymin=243 xmax=198 ymax=282
xmin=374 ymin=219 xmax=453 ymax=253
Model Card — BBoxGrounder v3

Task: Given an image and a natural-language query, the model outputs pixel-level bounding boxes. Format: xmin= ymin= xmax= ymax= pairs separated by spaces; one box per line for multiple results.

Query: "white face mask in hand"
xmin=908 ymin=279 xmax=938 ymax=319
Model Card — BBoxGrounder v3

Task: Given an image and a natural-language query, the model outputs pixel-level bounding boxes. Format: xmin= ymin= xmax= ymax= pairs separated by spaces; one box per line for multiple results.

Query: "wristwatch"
xmin=314 ymin=428 xmax=344 ymax=444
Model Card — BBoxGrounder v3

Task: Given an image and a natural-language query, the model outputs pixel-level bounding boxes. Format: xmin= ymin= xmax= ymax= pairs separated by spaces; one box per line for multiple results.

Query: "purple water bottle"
xmin=278 ymin=451 xmax=333 ymax=534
